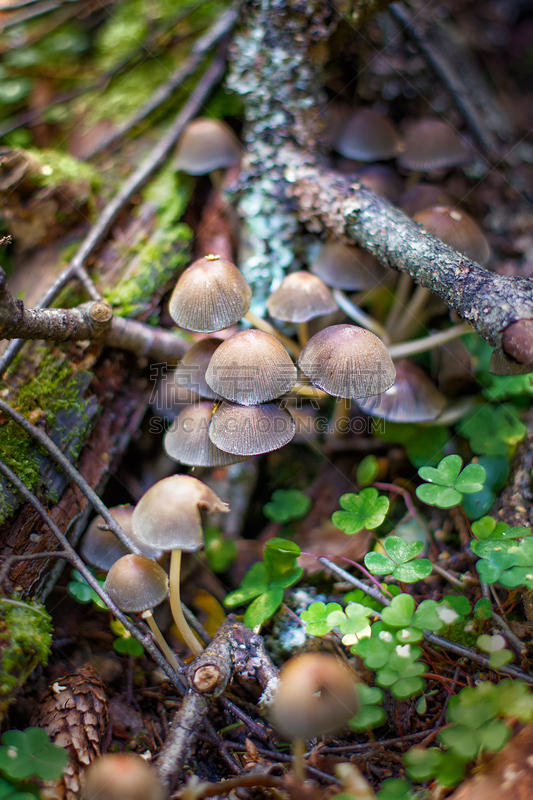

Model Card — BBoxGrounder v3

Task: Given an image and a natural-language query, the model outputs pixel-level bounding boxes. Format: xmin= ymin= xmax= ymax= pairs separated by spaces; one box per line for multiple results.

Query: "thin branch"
xmin=0 ymin=457 xmax=187 ymax=693
xmin=84 ymin=5 xmax=240 ymax=158
xmin=0 ymin=54 xmax=226 ymax=375
xmin=289 ymin=166 xmax=533 ymax=367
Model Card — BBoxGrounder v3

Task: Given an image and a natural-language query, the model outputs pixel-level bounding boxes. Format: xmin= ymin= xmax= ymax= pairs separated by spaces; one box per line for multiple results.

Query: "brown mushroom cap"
xmin=174 ymin=118 xmax=241 ymax=175
xmin=357 ymin=359 xmax=446 ymax=422
xmin=310 ymin=242 xmax=390 ymax=291
xmin=335 ymin=109 xmax=400 ymax=161
xmin=298 ymin=324 xmax=396 ymax=398
xmin=401 ymin=183 xmax=453 ymax=217
xmin=266 ymin=271 xmax=338 ymax=323
xmin=270 ymin=653 xmax=360 ymax=740
xmin=104 ymin=554 xmax=169 ymax=613
xmin=414 ymin=206 xmax=491 ymax=266
xmin=131 ymin=475 xmax=229 ymax=552
xmin=356 ymin=164 xmax=403 ymax=204
xmin=173 ymin=338 xmax=223 ymax=400
xmin=398 ymin=118 xmax=471 ymax=172
xmin=164 ymin=402 xmax=247 ymax=467
xmin=208 ymin=401 xmax=296 ymax=456
xmin=81 ymin=506 xmax=162 ymax=569
xmin=83 ymin=753 xmax=165 ymax=800
xmin=169 ymin=255 xmax=252 ymax=333
xmin=205 ymin=329 xmax=297 ymax=405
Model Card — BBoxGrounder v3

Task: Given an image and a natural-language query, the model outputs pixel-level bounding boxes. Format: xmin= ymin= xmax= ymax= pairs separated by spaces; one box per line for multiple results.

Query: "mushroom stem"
xmin=297 ymin=322 xmax=309 ymax=347
xmin=388 ymin=321 xmax=472 ymax=359
xmin=291 ymin=382 xmax=328 ymax=399
xmin=142 ymin=610 xmax=181 ymax=673
xmin=292 ymin=737 xmax=306 ymax=783
xmin=169 ymin=550 xmax=204 ymax=657
xmin=332 ymin=289 xmax=390 ymax=344
xmin=244 ymin=311 xmax=301 ymax=358
xmin=385 ymin=272 xmax=413 ymax=334
xmin=393 ymin=285 xmax=432 ymax=342
xmin=330 ymin=397 xmax=351 ymax=438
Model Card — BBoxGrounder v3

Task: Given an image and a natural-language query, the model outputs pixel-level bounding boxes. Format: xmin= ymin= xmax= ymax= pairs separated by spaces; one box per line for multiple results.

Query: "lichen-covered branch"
xmin=289 ymin=163 xmax=533 ymax=366
xmin=227 ymin=0 xmax=334 ymax=311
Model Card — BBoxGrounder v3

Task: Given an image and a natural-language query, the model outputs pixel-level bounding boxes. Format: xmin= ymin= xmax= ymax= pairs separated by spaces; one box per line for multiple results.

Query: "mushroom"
xmin=174 ymin=118 xmax=241 ymax=176
xmin=131 ymin=475 xmax=229 ymax=656
xmin=83 ymin=753 xmax=164 ymax=800
xmin=266 ymin=271 xmax=338 ymax=345
xmin=164 ymin=402 xmax=247 ymax=467
xmin=81 ymin=506 xmax=162 ymax=571
xmin=310 ymin=241 xmax=389 ymax=291
xmin=414 ymin=206 xmax=491 ymax=266
xmin=298 ymin=324 xmax=396 ymax=398
xmin=355 ymin=164 xmax=403 ymax=204
xmin=104 ymin=554 xmax=179 ymax=672
xmin=269 ymin=652 xmax=360 ymax=782
xmin=398 ymin=118 xmax=471 ymax=172
xmin=401 ymin=183 xmax=453 ymax=217
xmin=204 ymin=329 xmax=297 ymax=405
xmin=168 ymin=255 xmax=251 ymax=333
xmin=208 ymin=401 xmax=296 ymax=456
xmin=334 ymin=109 xmax=401 ymax=161
xmin=357 ymin=359 xmax=446 ymax=422
xmin=173 ymin=338 xmax=223 ymax=399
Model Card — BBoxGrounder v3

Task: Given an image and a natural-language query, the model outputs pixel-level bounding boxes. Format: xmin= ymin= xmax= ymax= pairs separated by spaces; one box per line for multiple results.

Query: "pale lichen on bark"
xmin=227 ymin=0 xmax=334 ymax=313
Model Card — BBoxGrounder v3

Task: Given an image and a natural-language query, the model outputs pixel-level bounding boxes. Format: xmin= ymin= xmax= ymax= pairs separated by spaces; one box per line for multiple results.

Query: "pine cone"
xmin=32 ymin=665 xmax=108 ymax=800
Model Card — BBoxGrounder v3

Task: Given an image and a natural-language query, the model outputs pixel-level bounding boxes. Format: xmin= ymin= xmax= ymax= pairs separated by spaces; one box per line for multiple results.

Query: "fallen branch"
xmin=288 ymin=164 xmax=533 ymax=369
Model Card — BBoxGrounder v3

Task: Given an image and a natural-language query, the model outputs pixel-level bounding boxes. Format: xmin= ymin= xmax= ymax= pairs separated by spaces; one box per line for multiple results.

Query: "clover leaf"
xmin=349 ymin=684 xmax=386 ymax=731
xmin=67 ymin=569 xmax=107 ymax=610
xmin=0 ymin=777 xmax=36 ymax=800
xmin=458 ymin=404 xmax=526 ymax=456
xmin=326 ymin=603 xmax=373 ymax=645
xmin=376 ymin=778 xmax=414 ymax=800
xmin=404 ymin=747 xmax=466 ymax=787
xmin=416 ymin=455 xmax=486 ymax=509
xmin=332 ymin=488 xmax=389 ymax=534
xmin=110 ymin=619 xmax=144 ymax=657
xmin=204 ymin=526 xmax=237 ymax=573
xmin=477 ymin=634 xmax=513 ymax=669
xmin=356 ymin=455 xmax=379 ymax=487
xmin=0 ymin=728 xmax=68 ymax=781
xmin=301 ymin=601 xmax=342 ymax=636
xmin=354 ymin=628 xmax=426 ymax=699
xmin=263 ymin=489 xmax=311 ymax=524
xmin=364 ymin=537 xmax=432 ymax=583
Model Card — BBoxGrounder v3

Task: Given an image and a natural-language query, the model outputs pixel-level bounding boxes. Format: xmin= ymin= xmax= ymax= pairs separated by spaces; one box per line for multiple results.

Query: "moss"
xmin=0 ymin=597 xmax=53 ymax=723
xmin=0 ymin=349 xmax=93 ymax=523
xmin=24 ymin=148 xmax=101 ymax=192
xmin=104 ymin=167 xmax=193 ymax=316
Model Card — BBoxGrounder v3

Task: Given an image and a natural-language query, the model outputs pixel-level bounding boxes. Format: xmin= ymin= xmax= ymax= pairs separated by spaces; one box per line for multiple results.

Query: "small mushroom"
xmin=81 ymin=506 xmax=162 ymax=570
xmin=398 ymin=118 xmax=471 ymax=172
xmin=173 ymin=338 xmax=223 ymax=400
xmin=169 ymin=254 xmax=251 ymax=333
xmin=298 ymin=324 xmax=396 ymax=398
xmin=335 ymin=109 xmax=401 ymax=161
xmin=266 ymin=271 xmax=338 ymax=345
xmin=132 ymin=475 xmax=229 ymax=656
xmin=310 ymin=241 xmax=389 ymax=291
xmin=174 ymin=118 xmax=241 ymax=175
xmin=355 ymin=164 xmax=403 ymax=204
xmin=414 ymin=206 xmax=491 ymax=266
xmin=401 ymin=183 xmax=453 ymax=216
xmin=269 ymin=653 xmax=360 ymax=781
xmin=104 ymin=554 xmax=178 ymax=672
xmin=204 ymin=329 xmax=297 ymax=405
xmin=208 ymin=401 xmax=296 ymax=455
xmin=164 ymin=402 xmax=247 ymax=467
xmin=357 ymin=359 xmax=446 ymax=422
xmin=83 ymin=753 xmax=164 ymax=800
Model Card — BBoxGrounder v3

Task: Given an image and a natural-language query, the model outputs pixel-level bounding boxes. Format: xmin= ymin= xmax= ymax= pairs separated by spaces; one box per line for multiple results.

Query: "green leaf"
xmin=477 ymin=719 xmax=511 ymax=752
xmin=417 ymin=455 xmax=487 ymax=509
xmin=66 ymin=580 xmax=92 ymax=604
xmin=349 ymin=706 xmax=386 ymax=731
xmin=404 ymin=746 xmax=443 ymax=782
xmin=488 ymin=650 xmax=514 ymax=669
xmin=474 ymin=598 xmax=493 ymax=619
xmin=364 ymin=551 xmax=395 ymax=575
xmin=412 ymin=600 xmax=442 ymax=632
xmin=0 ymin=728 xmax=68 ymax=781
xmin=356 ymin=455 xmax=380 ymax=487
xmin=113 ymin=636 xmax=144 ymax=657
xmin=301 ymin=601 xmax=342 ymax=635
xmin=224 ymin=562 xmax=267 ymax=607
xmin=459 ymin=404 xmax=526 ymax=456
xmin=455 ymin=463 xmax=487 ymax=493
xmin=0 ymin=776 xmax=36 ymax=800
xmin=264 ymin=538 xmax=301 ymax=583
xmin=384 ymin=537 xmax=424 ymax=564
xmin=475 ymin=559 xmax=501 ymax=584
xmin=438 ymin=726 xmax=480 ymax=760
xmin=243 ymin=587 xmax=284 ymax=628
xmin=204 ymin=526 xmax=237 ymax=573
xmin=461 ymin=486 xmax=496 ymax=521
xmin=355 ymin=684 xmax=384 ymax=706
xmin=381 ymin=594 xmax=415 ymax=628
xmin=416 ymin=484 xmax=462 ymax=508
xmin=393 ymin=560 xmax=433 ymax=582
xmin=332 ymin=488 xmax=390 ymax=534
xmin=263 ymin=489 xmax=311 ymax=524
xmin=376 ymin=778 xmax=414 ymax=800
xmin=391 ymin=677 xmax=425 ymax=700
xmin=419 ymin=455 xmax=463 ymax=486
xmin=0 ymin=78 xmax=33 ymax=105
